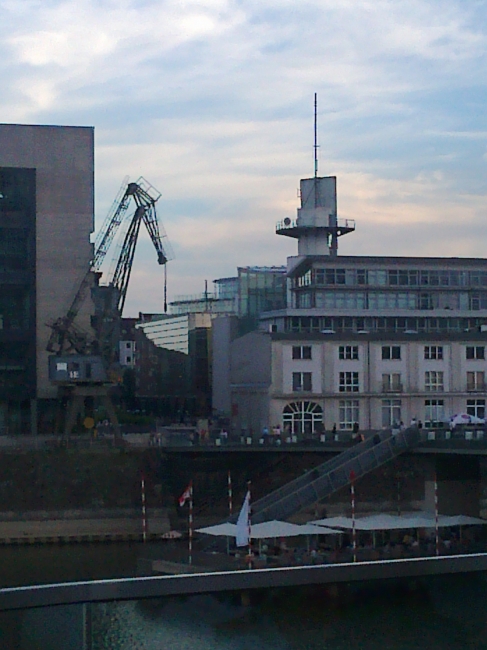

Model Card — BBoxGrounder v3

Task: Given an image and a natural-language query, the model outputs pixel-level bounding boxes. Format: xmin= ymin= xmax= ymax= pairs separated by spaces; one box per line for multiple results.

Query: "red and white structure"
xmin=179 ymin=481 xmax=194 ymax=565
xmin=141 ymin=474 xmax=147 ymax=543
xmin=350 ymin=470 xmax=357 ymax=563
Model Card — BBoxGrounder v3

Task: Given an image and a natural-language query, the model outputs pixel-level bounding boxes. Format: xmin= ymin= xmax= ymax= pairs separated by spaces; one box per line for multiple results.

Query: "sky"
xmin=2 ymin=0 xmax=487 ymax=316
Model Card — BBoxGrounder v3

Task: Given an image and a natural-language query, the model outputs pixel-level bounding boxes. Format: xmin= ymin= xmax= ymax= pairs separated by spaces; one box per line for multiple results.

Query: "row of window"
xmin=286 ymin=316 xmax=487 ymax=334
xmin=296 ymin=290 xmax=487 ymax=311
xmin=296 ymin=268 xmax=487 ymax=289
xmin=291 ymin=345 xmax=483 ymax=362
xmin=280 ymin=399 xmax=486 ymax=434
xmin=291 ymin=371 xmax=487 ymax=393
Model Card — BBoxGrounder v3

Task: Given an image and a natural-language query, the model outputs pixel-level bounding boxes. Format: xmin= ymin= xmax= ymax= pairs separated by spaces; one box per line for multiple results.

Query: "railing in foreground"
xmin=1 ymin=549 xmax=487 ymax=612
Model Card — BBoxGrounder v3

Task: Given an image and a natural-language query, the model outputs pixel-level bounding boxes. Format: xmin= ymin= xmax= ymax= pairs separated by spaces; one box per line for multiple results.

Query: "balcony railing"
xmin=275 ymin=217 xmax=356 ymax=232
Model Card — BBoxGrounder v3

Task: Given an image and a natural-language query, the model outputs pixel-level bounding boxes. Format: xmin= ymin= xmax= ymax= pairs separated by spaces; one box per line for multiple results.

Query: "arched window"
xmin=283 ymin=401 xmax=323 ymax=435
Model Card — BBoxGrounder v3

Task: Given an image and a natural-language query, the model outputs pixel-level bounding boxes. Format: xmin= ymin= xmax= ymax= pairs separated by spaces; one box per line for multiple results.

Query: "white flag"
xmin=236 ymin=490 xmax=250 ymax=547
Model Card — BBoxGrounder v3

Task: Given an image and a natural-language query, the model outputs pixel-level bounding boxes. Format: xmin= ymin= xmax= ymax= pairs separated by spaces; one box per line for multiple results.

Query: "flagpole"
xmin=247 ymin=480 xmax=252 ymax=569
xmin=189 ymin=480 xmax=193 ymax=565
xmin=350 ymin=470 xmax=356 ymax=563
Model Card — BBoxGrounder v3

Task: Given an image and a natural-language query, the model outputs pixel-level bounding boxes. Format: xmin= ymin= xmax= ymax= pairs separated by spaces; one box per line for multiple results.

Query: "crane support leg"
xmin=60 ymin=385 xmax=120 ymax=439
xmin=64 ymin=394 xmax=84 ymax=438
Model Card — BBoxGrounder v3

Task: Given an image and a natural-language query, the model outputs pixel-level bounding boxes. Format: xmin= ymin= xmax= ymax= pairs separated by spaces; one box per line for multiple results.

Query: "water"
xmin=0 ymin=541 xmax=144 ymax=587
xmin=90 ymin=577 xmax=487 ymax=650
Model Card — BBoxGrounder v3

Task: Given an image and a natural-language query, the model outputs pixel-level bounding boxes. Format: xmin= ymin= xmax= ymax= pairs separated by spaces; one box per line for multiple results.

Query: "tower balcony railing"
xmin=275 ymin=217 xmax=356 ymax=232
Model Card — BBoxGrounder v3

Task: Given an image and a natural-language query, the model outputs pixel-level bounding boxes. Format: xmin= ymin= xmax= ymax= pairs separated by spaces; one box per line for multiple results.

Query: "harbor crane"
xmin=46 ymin=177 xmax=173 ymax=437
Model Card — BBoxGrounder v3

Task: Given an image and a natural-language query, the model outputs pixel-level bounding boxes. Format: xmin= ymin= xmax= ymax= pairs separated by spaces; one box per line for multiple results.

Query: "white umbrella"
xmin=161 ymin=530 xmax=183 ymax=539
xmin=310 ymin=516 xmax=353 ymax=529
xmin=407 ymin=512 xmax=487 ymax=527
xmin=196 ymin=523 xmax=236 ymax=537
xmin=251 ymin=521 xmax=340 ymax=538
xmin=196 ymin=520 xmax=340 ymax=539
xmin=450 ymin=413 xmax=485 ymax=426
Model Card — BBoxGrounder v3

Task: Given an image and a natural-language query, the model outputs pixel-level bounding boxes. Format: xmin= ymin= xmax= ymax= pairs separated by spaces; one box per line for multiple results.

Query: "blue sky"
xmin=2 ymin=0 xmax=487 ymax=315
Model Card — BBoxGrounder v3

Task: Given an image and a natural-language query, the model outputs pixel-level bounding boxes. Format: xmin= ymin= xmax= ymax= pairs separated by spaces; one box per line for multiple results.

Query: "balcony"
xmin=275 ymin=217 xmax=356 ymax=237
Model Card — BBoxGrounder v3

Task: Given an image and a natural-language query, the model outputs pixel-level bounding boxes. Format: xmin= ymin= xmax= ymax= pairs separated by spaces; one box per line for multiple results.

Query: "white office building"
xmin=227 ymin=173 xmax=487 ymax=435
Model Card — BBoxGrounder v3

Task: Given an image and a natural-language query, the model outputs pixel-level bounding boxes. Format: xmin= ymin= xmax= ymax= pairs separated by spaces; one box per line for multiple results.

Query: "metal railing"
xmin=276 ymin=217 xmax=356 ymax=232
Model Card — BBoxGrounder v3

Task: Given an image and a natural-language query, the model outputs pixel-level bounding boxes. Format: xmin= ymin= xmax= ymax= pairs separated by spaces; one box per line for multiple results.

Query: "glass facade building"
xmin=169 ymin=267 xmax=287 ymax=333
xmin=0 ymin=168 xmax=37 ymax=434
xmin=237 ymin=266 xmax=287 ymax=331
xmin=261 ymin=256 xmax=487 ymax=335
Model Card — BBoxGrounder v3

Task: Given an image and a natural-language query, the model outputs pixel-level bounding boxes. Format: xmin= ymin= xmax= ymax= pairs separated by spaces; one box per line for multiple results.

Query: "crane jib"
xmin=46 ymin=177 xmax=173 ymax=358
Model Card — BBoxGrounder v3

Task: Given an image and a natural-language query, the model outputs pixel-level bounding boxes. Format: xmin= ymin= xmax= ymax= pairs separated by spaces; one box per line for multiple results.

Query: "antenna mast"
xmin=314 ymin=92 xmax=319 ymax=208
xmin=314 ymin=92 xmax=318 ymax=178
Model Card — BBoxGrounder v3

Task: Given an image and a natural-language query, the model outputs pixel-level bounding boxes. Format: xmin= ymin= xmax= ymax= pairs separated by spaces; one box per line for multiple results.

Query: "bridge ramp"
xmin=245 ymin=427 xmax=421 ymax=524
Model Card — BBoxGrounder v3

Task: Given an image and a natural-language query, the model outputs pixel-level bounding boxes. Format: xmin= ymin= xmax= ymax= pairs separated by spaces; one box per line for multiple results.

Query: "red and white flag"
xmin=178 ymin=482 xmax=192 ymax=507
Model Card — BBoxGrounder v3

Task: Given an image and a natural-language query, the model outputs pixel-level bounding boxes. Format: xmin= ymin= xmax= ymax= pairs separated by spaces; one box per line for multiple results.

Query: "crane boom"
xmin=46 ymin=177 xmax=172 ymax=356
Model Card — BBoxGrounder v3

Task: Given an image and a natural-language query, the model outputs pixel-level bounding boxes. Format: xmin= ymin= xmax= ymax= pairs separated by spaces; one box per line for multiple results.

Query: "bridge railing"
xmin=246 ymin=427 xmax=421 ymax=524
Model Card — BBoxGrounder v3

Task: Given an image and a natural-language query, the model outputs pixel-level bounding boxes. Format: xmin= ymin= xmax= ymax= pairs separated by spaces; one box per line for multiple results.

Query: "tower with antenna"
xmin=276 ymin=93 xmax=355 ymax=256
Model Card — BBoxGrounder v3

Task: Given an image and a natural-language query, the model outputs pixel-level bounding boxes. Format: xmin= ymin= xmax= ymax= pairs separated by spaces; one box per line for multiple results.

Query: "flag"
xmin=178 ymin=482 xmax=192 ymax=507
xmin=236 ymin=490 xmax=250 ymax=547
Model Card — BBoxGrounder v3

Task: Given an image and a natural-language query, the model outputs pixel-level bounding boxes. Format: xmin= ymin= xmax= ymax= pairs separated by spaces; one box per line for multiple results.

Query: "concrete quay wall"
xmin=0 ymin=447 xmax=484 ymax=543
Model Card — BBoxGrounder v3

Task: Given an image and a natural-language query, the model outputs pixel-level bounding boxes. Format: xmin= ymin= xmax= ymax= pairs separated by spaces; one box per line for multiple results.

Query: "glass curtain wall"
xmin=0 ymin=168 xmax=36 ymax=434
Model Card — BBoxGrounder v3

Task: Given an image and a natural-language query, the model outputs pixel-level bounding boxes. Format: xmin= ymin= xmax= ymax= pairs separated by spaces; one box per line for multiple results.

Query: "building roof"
xmin=270 ymin=330 xmax=487 ymax=343
xmin=287 ymin=255 xmax=487 ymax=278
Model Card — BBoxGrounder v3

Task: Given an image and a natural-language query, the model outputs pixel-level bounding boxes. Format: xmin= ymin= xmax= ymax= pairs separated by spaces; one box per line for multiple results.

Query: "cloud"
xmin=1 ymin=0 xmax=487 ymax=314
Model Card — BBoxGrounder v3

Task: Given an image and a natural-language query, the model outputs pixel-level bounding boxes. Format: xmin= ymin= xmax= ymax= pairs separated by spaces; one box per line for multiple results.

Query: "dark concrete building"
xmin=0 ymin=124 xmax=95 ymax=433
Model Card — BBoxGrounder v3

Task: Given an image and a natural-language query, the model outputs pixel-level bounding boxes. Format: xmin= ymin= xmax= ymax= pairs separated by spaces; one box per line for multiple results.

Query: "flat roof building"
xmin=226 ymin=171 xmax=487 ymax=436
xmin=0 ymin=124 xmax=95 ymax=433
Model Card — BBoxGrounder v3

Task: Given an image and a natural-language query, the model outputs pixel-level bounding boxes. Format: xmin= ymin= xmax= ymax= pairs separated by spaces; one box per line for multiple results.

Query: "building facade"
xmin=230 ymin=330 xmax=487 ymax=436
xmin=228 ymin=171 xmax=487 ymax=437
xmin=0 ymin=124 xmax=95 ymax=434
xmin=170 ymin=266 xmax=287 ymax=333
xmin=135 ymin=313 xmax=212 ymax=414
xmin=261 ymin=255 xmax=487 ymax=335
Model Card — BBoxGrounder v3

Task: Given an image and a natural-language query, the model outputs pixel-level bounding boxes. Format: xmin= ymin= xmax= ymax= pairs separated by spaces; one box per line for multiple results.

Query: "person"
xmin=373 ymin=433 xmax=381 ymax=445
xmin=274 ymin=425 xmax=282 ymax=446
xmin=410 ymin=417 xmax=417 ymax=427
xmin=352 ymin=422 xmax=359 ymax=442
xmin=220 ymin=428 xmax=228 ymax=443
xmin=417 ymin=420 xmax=423 ymax=429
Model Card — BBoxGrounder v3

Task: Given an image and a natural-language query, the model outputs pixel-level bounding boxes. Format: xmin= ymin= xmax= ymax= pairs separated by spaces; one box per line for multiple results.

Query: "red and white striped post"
xmin=228 ymin=470 xmax=233 ymax=517
xmin=189 ymin=481 xmax=194 ymax=565
xmin=434 ymin=472 xmax=439 ymax=557
xmin=247 ymin=480 xmax=252 ymax=569
xmin=225 ymin=471 xmax=233 ymax=555
xmin=350 ymin=470 xmax=357 ymax=562
xmin=141 ymin=473 xmax=147 ymax=543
